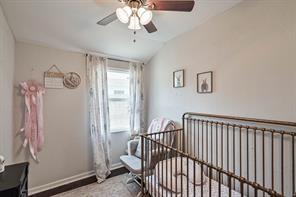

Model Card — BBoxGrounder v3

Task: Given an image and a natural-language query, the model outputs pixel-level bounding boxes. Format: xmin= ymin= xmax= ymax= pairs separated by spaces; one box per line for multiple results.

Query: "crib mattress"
xmin=145 ymin=175 xmax=242 ymax=197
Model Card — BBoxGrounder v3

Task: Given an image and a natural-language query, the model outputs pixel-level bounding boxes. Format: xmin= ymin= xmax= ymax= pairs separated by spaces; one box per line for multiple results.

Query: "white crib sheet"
xmin=145 ymin=175 xmax=242 ymax=197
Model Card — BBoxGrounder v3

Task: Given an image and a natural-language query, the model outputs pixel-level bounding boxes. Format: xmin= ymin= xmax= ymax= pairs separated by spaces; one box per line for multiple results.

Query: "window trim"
xmin=109 ymin=98 xmax=129 ymax=102
xmin=107 ymin=66 xmax=129 ymax=74
xmin=110 ymin=129 xmax=129 ymax=134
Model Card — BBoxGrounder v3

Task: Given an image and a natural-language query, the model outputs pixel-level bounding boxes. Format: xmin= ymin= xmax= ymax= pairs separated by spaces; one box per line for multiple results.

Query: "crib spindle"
xmin=201 ymin=163 xmax=204 ymax=197
xmin=262 ymin=129 xmax=266 ymax=197
xmin=187 ymin=156 xmax=189 ymax=196
xmin=254 ymin=128 xmax=257 ymax=183
xmin=218 ymin=171 xmax=221 ymax=197
xmin=202 ymin=120 xmax=204 ymax=161
xmin=281 ymin=132 xmax=284 ymax=196
xmin=292 ymin=134 xmax=295 ymax=195
xmin=206 ymin=121 xmax=209 ymax=163
xmin=227 ymin=124 xmax=230 ymax=175
xmin=271 ymin=132 xmax=275 ymax=191
xmin=233 ymin=125 xmax=236 ymax=189
xmin=228 ymin=174 xmax=232 ymax=197
xmin=246 ymin=127 xmax=250 ymax=196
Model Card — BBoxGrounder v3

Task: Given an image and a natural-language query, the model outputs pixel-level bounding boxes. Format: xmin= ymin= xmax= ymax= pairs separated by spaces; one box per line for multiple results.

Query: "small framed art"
xmin=197 ymin=71 xmax=213 ymax=93
xmin=173 ymin=69 xmax=184 ymax=88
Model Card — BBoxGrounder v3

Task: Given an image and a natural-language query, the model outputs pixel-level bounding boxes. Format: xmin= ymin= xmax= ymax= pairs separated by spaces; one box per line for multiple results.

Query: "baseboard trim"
xmin=110 ymin=162 xmax=123 ymax=170
xmin=29 ymin=163 xmax=127 ymax=197
xmin=29 ymin=171 xmax=95 ymax=196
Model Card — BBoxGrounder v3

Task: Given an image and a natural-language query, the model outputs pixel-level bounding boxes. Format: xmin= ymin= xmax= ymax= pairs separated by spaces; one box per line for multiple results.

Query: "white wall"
xmin=13 ymin=42 xmax=129 ymax=190
xmin=145 ymin=0 xmax=296 ymax=124
xmin=14 ymin=42 xmax=92 ymax=189
xmin=0 ymin=4 xmax=15 ymax=164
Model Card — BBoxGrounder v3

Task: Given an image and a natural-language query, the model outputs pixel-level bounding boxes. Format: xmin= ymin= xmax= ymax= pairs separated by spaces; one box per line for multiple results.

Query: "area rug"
xmin=53 ymin=174 xmax=140 ymax=197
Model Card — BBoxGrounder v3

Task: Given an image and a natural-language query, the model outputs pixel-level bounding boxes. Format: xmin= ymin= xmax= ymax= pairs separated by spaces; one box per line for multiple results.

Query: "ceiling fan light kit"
xmin=97 ymin=0 xmax=195 ymax=34
xmin=116 ymin=0 xmax=153 ymax=30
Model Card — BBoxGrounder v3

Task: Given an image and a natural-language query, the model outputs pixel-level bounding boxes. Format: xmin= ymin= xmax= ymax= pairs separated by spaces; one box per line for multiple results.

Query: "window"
xmin=107 ymin=69 xmax=130 ymax=133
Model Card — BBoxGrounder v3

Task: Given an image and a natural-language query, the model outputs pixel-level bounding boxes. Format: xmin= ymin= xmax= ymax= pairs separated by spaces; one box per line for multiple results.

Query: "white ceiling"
xmin=0 ymin=0 xmax=242 ymax=62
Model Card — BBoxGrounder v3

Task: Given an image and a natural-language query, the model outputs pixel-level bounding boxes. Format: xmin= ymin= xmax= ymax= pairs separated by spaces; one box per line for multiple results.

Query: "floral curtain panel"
xmin=129 ymin=62 xmax=145 ymax=136
xmin=86 ymin=55 xmax=111 ymax=183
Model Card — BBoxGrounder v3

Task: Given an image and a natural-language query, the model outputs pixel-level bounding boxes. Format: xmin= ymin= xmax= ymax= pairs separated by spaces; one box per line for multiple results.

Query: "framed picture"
xmin=173 ymin=69 xmax=184 ymax=88
xmin=197 ymin=71 xmax=213 ymax=93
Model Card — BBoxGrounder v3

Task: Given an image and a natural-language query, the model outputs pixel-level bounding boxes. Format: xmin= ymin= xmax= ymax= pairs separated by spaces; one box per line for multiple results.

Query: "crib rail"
xmin=140 ymin=113 xmax=296 ymax=197
xmin=182 ymin=113 xmax=296 ymax=196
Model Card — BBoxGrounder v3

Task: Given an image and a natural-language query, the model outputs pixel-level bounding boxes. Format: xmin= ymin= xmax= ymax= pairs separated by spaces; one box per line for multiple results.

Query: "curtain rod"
xmin=85 ymin=52 xmax=141 ymax=64
xmin=109 ymin=57 xmax=129 ymax=63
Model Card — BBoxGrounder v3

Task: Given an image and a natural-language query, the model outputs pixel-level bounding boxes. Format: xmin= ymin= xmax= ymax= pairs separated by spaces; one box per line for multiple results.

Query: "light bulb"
xmin=128 ymin=15 xmax=141 ymax=30
xmin=123 ymin=6 xmax=132 ymax=17
xmin=139 ymin=10 xmax=152 ymax=25
xmin=137 ymin=7 xmax=146 ymax=18
xmin=116 ymin=7 xmax=129 ymax=24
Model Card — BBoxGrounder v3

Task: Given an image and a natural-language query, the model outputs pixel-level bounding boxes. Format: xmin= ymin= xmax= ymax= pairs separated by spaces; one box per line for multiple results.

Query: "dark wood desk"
xmin=0 ymin=162 xmax=29 ymax=197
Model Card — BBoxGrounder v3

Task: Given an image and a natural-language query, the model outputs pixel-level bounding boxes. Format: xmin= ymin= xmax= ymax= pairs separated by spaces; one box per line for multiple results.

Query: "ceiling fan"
xmin=97 ymin=0 xmax=195 ymax=33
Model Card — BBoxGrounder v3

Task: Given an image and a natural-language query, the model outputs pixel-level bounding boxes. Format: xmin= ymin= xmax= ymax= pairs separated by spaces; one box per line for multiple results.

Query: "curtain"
xmin=129 ymin=62 xmax=145 ymax=136
xmin=86 ymin=55 xmax=111 ymax=183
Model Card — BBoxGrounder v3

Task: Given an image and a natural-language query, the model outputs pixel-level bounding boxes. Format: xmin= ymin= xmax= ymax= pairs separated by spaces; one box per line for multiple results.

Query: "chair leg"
xmin=127 ymin=172 xmax=139 ymax=184
xmin=137 ymin=190 xmax=149 ymax=197
xmin=136 ymin=191 xmax=142 ymax=197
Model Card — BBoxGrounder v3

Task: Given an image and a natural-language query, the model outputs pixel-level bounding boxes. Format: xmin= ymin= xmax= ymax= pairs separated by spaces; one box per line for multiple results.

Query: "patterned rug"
xmin=53 ymin=174 xmax=140 ymax=197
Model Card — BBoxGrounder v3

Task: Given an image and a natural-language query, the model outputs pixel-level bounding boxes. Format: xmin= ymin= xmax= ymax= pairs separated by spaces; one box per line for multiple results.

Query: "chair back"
xmin=147 ymin=118 xmax=176 ymax=146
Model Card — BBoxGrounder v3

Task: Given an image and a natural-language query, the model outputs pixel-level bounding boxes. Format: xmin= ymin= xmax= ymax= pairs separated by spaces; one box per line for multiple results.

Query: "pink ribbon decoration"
xmin=20 ymin=80 xmax=45 ymax=161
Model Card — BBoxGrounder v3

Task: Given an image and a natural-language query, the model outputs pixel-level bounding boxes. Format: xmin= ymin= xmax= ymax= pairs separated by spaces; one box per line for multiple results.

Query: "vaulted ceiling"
xmin=0 ymin=0 xmax=241 ymax=61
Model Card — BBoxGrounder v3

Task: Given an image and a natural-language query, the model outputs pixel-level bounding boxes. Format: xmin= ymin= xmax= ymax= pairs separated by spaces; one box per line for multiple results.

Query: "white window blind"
xmin=107 ymin=68 xmax=130 ymax=133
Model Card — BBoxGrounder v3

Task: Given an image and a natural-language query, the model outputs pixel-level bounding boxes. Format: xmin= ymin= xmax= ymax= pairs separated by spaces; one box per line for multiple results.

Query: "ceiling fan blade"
xmin=148 ymin=0 xmax=195 ymax=12
xmin=144 ymin=21 xmax=158 ymax=33
xmin=97 ymin=12 xmax=117 ymax=26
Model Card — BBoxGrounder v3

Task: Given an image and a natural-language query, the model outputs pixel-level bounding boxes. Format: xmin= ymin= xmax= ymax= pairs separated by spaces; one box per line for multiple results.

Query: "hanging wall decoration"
xmin=63 ymin=72 xmax=81 ymax=89
xmin=0 ymin=155 xmax=5 ymax=173
xmin=44 ymin=65 xmax=64 ymax=89
xmin=20 ymin=80 xmax=45 ymax=161
xmin=173 ymin=69 xmax=184 ymax=88
xmin=197 ymin=71 xmax=213 ymax=93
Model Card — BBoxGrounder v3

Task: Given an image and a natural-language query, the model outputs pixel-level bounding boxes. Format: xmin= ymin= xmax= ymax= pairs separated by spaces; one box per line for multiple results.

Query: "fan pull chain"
xmin=133 ymin=31 xmax=137 ymax=43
